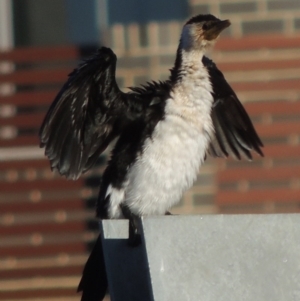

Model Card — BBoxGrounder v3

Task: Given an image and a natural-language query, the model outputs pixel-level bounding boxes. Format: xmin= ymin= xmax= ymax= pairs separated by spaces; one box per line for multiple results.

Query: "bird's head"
xmin=180 ymin=14 xmax=230 ymax=52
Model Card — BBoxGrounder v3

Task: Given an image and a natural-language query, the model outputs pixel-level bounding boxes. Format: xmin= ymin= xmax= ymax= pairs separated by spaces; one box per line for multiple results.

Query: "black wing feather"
xmin=203 ymin=56 xmax=264 ymax=160
xmin=40 ymin=47 xmax=136 ymax=179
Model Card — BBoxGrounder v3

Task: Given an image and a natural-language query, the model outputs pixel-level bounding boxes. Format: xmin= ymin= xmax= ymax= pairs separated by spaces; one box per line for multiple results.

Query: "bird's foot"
xmin=120 ymin=204 xmax=142 ymax=247
xmin=128 ymin=221 xmax=142 ymax=247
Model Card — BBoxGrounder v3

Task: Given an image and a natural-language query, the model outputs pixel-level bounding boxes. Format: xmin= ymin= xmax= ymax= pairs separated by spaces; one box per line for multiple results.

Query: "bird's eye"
xmin=202 ymin=23 xmax=209 ymax=30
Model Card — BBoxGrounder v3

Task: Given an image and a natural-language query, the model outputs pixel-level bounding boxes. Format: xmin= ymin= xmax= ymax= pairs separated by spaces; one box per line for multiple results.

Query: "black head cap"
xmin=185 ymin=14 xmax=230 ymax=41
xmin=185 ymin=14 xmax=220 ymax=25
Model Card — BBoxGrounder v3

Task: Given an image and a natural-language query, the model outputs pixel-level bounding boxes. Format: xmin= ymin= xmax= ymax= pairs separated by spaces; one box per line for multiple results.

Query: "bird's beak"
xmin=203 ymin=19 xmax=231 ymax=40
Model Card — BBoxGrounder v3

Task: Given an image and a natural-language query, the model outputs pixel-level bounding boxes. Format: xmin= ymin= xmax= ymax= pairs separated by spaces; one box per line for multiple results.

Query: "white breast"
xmin=123 ymin=63 xmax=214 ymax=216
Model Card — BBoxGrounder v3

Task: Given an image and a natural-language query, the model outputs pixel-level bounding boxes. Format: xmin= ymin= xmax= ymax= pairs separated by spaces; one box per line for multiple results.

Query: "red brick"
xmin=256 ymin=121 xmax=300 ymax=137
xmin=232 ymin=79 xmax=300 ymax=92
xmin=0 ymin=45 xmax=79 ymax=63
xmin=218 ymin=165 xmax=300 ymax=183
xmin=217 ymin=59 xmax=300 ymax=72
xmin=0 ymin=69 xmax=70 ymax=85
xmin=217 ymin=188 xmax=300 ymax=205
xmin=0 ymin=91 xmax=57 ymax=106
xmin=216 ymin=34 xmax=300 ymax=51
xmin=244 ymin=101 xmax=300 ymax=116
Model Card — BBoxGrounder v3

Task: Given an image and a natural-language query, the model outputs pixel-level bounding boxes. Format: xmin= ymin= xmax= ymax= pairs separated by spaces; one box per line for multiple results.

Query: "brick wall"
xmin=214 ymin=35 xmax=300 ymax=213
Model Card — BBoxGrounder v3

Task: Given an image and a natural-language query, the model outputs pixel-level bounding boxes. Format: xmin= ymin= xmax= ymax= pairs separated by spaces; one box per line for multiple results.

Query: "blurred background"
xmin=0 ymin=0 xmax=300 ymax=300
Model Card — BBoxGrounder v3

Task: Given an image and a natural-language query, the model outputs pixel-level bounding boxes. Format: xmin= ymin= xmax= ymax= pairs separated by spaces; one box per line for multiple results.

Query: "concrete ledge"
xmin=101 ymin=214 xmax=300 ymax=301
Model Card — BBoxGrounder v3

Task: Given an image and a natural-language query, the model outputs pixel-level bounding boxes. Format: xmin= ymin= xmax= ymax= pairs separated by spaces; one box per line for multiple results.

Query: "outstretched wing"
xmin=39 ymin=47 xmax=139 ymax=179
xmin=203 ymin=56 xmax=264 ymax=160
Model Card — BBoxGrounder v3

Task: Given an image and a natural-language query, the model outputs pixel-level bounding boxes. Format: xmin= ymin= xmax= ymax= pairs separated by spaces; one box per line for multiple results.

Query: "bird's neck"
xmin=170 ymin=45 xmax=206 ymax=83
xmin=181 ymin=48 xmax=205 ymax=68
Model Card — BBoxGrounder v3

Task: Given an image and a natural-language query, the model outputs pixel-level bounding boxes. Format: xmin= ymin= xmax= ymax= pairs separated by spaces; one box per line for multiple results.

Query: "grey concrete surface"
xmin=101 ymin=214 xmax=300 ymax=301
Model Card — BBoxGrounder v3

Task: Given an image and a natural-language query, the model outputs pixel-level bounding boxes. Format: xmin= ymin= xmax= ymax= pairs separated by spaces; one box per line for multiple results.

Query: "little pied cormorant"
xmin=39 ymin=14 xmax=263 ymax=301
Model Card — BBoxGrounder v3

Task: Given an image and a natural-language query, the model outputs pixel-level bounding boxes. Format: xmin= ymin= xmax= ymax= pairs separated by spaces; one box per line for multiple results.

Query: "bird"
xmin=39 ymin=14 xmax=263 ymax=301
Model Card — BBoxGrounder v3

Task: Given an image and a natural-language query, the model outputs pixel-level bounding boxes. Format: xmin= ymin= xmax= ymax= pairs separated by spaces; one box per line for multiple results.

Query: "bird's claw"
xmin=120 ymin=204 xmax=142 ymax=247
